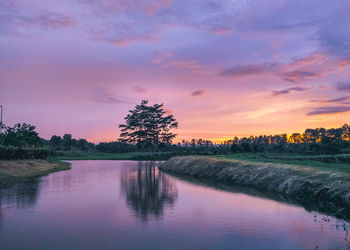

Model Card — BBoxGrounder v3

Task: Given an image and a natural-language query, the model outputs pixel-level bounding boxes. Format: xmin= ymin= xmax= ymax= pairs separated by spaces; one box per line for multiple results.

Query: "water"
xmin=0 ymin=161 xmax=349 ymax=250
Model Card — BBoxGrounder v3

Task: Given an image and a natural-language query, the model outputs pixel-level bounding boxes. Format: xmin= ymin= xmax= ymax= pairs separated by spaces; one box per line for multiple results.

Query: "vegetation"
xmin=217 ymin=153 xmax=350 ymax=173
xmin=1 ymin=101 xmax=349 ymax=161
xmin=0 ymin=146 xmax=49 ymax=160
xmin=50 ymin=151 xmax=184 ymax=161
xmin=92 ymin=123 xmax=350 ymax=157
xmin=119 ymin=100 xmax=178 ymax=150
xmin=0 ymin=123 xmax=48 ymax=160
xmin=159 ymin=156 xmax=350 ymax=220
xmin=0 ymin=160 xmax=70 ymax=186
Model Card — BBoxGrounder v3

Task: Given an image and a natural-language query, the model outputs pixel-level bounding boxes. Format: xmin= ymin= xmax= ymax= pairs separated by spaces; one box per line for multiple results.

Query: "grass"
xmin=50 ymin=151 xmax=350 ymax=174
xmin=0 ymin=160 xmax=71 ymax=186
xmin=215 ymin=153 xmax=350 ymax=174
xmin=49 ymin=151 xmax=184 ymax=161
xmin=159 ymin=155 xmax=350 ymax=221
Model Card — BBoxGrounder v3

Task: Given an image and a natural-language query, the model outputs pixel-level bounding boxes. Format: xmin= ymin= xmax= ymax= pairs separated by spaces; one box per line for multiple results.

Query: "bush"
xmin=0 ymin=146 xmax=49 ymax=160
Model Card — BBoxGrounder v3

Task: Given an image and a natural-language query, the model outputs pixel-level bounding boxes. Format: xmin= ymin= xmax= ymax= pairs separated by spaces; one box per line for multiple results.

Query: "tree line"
xmin=1 ymin=100 xmax=349 ymax=159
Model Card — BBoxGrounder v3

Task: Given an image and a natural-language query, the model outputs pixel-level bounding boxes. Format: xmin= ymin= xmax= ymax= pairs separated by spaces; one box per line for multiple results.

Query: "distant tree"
xmin=62 ymin=134 xmax=73 ymax=150
xmin=50 ymin=135 xmax=62 ymax=149
xmin=0 ymin=122 xmax=6 ymax=145
xmin=342 ymin=124 xmax=350 ymax=141
xmin=304 ymin=129 xmax=319 ymax=144
xmin=76 ymin=139 xmax=90 ymax=151
xmin=289 ymin=133 xmax=304 ymax=144
xmin=119 ymin=100 xmax=178 ymax=149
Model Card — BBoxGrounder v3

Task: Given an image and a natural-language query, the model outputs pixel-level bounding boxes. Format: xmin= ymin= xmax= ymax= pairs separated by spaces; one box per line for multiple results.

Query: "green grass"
xmin=50 ymin=150 xmax=350 ymax=174
xmin=215 ymin=153 xmax=350 ymax=174
xmin=49 ymin=151 xmax=182 ymax=161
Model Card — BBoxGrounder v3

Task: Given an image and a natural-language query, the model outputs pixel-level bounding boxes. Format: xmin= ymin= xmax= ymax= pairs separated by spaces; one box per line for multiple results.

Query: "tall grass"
xmin=159 ymin=156 xmax=350 ymax=220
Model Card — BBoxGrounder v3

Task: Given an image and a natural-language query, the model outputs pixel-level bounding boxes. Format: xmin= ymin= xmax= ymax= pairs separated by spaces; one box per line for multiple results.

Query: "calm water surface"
xmin=0 ymin=161 xmax=349 ymax=250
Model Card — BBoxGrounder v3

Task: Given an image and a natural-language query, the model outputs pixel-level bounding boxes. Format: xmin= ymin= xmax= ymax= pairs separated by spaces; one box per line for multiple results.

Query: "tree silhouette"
xmin=119 ymin=100 xmax=178 ymax=150
xmin=2 ymin=123 xmax=41 ymax=148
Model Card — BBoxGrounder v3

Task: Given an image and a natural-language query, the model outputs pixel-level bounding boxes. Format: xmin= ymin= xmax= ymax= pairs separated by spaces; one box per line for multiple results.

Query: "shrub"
xmin=0 ymin=146 xmax=49 ymax=160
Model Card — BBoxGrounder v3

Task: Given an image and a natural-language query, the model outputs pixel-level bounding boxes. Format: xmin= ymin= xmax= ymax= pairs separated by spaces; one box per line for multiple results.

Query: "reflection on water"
xmin=0 ymin=178 xmax=41 ymax=235
xmin=121 ymin=161 xmax=177 ymax=221
xmin=0 ymin=179 xmax=41 ymax=209
xmin=0 ymin=160 xmax=349 ymax=250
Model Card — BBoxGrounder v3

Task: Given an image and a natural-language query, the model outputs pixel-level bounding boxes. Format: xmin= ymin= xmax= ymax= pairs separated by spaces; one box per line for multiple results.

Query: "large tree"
xmin=119 ymin=100 xmax=178 ymax=148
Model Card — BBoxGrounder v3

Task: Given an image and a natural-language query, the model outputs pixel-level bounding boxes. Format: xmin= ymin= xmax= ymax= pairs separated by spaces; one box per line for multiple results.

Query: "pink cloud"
xmin=221 ymin=53 xmax=350 ymax=84
xmin=308 ymin=106 xmax=350 ymax=115
xmin=191 ymin=90 xmax=206 ymax=96
xmin=272 ymin=87 xmax=309 ymax=96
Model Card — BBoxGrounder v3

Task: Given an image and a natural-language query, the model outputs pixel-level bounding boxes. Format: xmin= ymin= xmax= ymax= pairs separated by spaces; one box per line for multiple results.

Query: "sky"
xmin=0 ymin=0 xmax=350 ymax=142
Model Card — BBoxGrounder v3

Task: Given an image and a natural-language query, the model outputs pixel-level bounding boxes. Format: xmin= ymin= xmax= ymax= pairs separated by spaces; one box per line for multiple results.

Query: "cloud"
xmin=272 ymin=87 xmax=309 ymax=96
xmin=279 ymin=70 xmax=319 ymax=83
xmin=0 ymin=2 xmax=75 ymax=35
xmin=92 ymin=88 xmax=129 ymax=104
xmin=337 ymin=82 xmax=350 ymax=93
xmin=191 ymin=90 xmax=206 ymax=96
xmin=221 ymin=52 xmax=349 ymax=83
xmin=221 ymin=63 xmax=277 ymax=77
xmin=308 ymin=106 xmax=350 ymax=115
xmin=152 ymin=51 xmax=210 ymax=73
xmin=310 ymin=96 xmax=350 ymax=104
xmin=31 ymin=15 xmax=76 ymax=29
xmin=134 ymin=86 xmax=148 ymax=93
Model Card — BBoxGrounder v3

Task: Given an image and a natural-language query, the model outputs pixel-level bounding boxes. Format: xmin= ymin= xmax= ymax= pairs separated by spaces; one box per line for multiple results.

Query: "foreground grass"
xmin=216 ymin=153 xmax=350 ymax=174
xmin=0 ymin=160 xmax=71 ymax=186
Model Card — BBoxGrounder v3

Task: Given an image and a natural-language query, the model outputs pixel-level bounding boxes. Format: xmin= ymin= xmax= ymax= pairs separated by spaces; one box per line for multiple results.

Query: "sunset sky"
xmin=1 ymin=0 xmax=350 ymax=142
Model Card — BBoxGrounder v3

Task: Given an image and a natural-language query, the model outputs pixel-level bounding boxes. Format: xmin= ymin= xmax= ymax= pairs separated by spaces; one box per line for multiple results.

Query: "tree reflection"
xmin=121 ymin=161 xmax=178 ymax=222
xmin=0 ymin=179 xmax=41 ymax=230
xmin=0 ymin=179 xmax=41 ymax=209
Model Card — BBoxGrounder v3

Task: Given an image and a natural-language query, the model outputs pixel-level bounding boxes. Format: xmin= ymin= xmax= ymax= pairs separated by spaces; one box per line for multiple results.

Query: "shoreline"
xmin=0 ymin=160 xmax=71 ymax=187
xmin=159 ymin=156 xmax=350 ymax=221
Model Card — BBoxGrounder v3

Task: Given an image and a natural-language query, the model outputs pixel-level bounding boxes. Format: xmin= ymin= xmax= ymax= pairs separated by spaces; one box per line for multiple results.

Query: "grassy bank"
xmin=159 ymin=156 xmax=350 ymax=220
xmin=0 ymin=160 xmax=71 ymax=186
xmin=49 ymin=151 xmax=185 ymax=161
xmin=217 ymin=153 xmax=350 ymax=174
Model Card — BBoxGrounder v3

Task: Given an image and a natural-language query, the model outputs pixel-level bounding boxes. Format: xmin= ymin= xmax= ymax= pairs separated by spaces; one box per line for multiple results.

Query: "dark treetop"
xmin=119 ymin=100 xmax=178 ymax=148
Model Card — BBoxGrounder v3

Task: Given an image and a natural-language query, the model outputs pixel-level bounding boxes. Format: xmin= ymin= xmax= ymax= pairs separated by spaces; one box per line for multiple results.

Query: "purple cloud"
xmin=221 ymin=63 xmax=277 ymax=77
xmin=337 ymin=82 xmax=350 ymax=93
xmin=308 ymin=106 xmax=350 ymax=115
xmin=92 ymin=88 xmax=129 ymax=104
xmin=279 ymin=71 xmax=319 ymax=83
xmin=272 ymin=87 xmax=309 ymax=96
xmin=310 ymin=96 xmax=350 ymax=103
xmin=191 ymin=90 xmax=206 ymax=97
xmin=0 ymin=2 xmax=75 ymax=35
xmin=134 ymin=86 xmax=148 ymax=93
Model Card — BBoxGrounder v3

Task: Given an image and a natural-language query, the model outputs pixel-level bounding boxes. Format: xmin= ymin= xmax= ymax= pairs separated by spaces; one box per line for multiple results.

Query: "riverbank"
xmin=50 ymin=151 xmax=183 ymax=161
xmin=0 ymin=160 xmax=71 ymax=186
xmin=159 ymin=156 xmax=350 ymax=220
